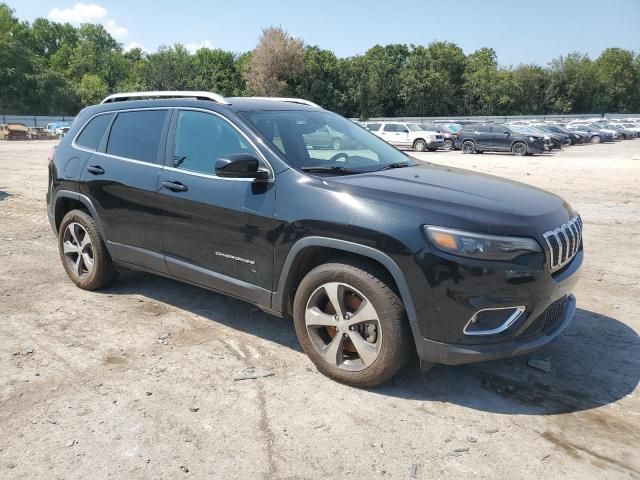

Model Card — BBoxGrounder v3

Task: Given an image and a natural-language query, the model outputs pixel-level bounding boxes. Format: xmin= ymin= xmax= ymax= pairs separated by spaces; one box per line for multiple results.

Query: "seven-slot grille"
xmin=543 ymin=214 xmax=582 ymax=272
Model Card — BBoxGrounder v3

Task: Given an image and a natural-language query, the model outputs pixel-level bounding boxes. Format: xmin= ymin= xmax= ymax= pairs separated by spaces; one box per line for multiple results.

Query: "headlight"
xmin=425 ymin=226 xmax=542 ymax=260
xmin=528 ymin=136 xmax=536 ymax=142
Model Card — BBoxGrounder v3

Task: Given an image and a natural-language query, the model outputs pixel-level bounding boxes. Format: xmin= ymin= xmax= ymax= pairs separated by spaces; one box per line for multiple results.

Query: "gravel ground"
xmin=0 ymin=140 xmax=639 ymax=479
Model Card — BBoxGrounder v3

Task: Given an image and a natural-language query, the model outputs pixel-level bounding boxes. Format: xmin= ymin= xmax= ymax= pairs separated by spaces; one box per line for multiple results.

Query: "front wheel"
xmin=413 ymin=139 xmax=427 ymax=152
xmin=293 ymin=260 xmax=412 ymax=387
xmin=443 ymin=139 xmax=454 ymax=151
xmin=511 ymin=142 xmax=527 ymax=156
xmin=461 ymin=140 xmax=476 ymax=154
xmin=591 ymin=135 xmax=601 ymax=144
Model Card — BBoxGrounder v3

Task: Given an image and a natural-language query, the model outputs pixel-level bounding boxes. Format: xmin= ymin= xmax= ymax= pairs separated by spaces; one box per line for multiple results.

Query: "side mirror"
xmin=504 ymin=131 xmax=510 ymax=135
xmin=215 ymin=153 xmax=270 ymax=181
xmin=403 ymin=129 xmax=409 ymax=134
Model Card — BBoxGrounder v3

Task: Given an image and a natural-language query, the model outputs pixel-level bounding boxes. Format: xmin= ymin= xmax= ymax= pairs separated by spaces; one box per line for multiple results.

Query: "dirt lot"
xmin=1 ymin=140 xmax=639 ymax=479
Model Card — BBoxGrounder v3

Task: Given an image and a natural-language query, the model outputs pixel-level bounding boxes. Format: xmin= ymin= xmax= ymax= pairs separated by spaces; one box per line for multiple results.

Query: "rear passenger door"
xmin=78 ymin=108 xmax=170 ymax=273
xmin=157 ymin=109 xmax=277 ymax=306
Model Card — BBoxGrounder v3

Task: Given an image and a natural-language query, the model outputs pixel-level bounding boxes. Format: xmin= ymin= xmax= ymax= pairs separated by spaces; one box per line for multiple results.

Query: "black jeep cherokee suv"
xmin=47 ymin=91 xmax=583 ymax=387
xmin=455 ymin=123 xmax=546 ymax=155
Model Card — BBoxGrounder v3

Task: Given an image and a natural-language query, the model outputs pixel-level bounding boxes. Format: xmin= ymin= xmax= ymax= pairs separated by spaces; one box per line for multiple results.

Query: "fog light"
xmin=463 ymin=306 xmax=525 ymax=336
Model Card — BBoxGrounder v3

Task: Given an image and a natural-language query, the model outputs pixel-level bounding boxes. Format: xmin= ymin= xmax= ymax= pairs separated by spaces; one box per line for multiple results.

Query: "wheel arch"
xmin=52 ymin=191 xmax=109 ymax=244
xmin=272 ymin=237 xmax=421 ymax=340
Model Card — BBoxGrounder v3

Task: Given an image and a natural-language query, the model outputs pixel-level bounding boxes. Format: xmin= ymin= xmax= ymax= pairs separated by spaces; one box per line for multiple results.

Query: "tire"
xmin=511 ymin=141 xmax=527 ymax=156
xmin=331 ymin=138 xmax=342 ymax=150
xmin=461 ymin=140 xmax=475 ymax=154
xmin=591 ymin=135 xmax=601 ymax=144
xmin=443 ymin=139 xmax=454 ymax=151
xmin=413 ymin=139 xmax=427 ymax=152
xmin=293 ymin=259 xmax=412 ymax=387
xmin=58 ymin=209 xmax=117 ymax=290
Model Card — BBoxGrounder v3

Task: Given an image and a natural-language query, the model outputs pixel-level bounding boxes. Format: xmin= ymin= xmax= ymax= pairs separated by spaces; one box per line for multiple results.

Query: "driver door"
xmin=157 ymin=109 xmax=278 ymax=302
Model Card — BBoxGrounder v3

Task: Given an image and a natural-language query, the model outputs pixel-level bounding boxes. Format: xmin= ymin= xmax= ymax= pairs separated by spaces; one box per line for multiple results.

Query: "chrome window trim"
xmin=71 ymin=107 xmax=275 ymax=181
xmin=463 ymin=306 xmax=526 ymax=336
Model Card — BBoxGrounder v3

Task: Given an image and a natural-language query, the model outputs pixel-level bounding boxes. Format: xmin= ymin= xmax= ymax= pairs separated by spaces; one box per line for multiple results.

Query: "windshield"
xmin=509 ymin=125 xmax=534 ymax=135
xmin=441 ymin=123 xmax=461 ymax=133
xmin=406 ymin=123 xmax=424 ymax=132
xmin=239 ymin=110 xmax=415 ymax=174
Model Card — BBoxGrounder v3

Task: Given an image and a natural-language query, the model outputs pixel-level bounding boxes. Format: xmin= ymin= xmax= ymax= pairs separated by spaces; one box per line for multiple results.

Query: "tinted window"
xmin=173 ymin=110 xmax=258 ymax=175
xmin=477 ymin=125 xmax=491 ymax=133
xmin=366 ymin=123 xmax=381 ymax=131
xmin=383 ymin=124 xmax=398 ymax=132
xmin=76 ymin=114 xmax=113 ymax=150
xmin=107 ymin=110 xmax=168 ymax=163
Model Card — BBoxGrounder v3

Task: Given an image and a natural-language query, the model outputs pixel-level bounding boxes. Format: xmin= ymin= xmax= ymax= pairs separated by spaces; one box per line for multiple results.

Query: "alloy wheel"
xmin=443 ymin=139 xmax=453 ymax=151
xmin=305 ymin=282 xmax=382 ymax=371
xmin=62 ymin=222 xmax=94 ymax=279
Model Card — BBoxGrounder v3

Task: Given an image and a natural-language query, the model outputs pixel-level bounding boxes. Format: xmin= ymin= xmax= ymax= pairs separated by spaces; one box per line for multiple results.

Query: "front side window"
xmin=106 ymin=110 xmax=168 ymax=163
xmin=173 ymin=110 xmax=258 ymax=175
xmin=240 ymin=110 xmax=414 ymax=174
xmin=76 ymin=113 xmax=113 ymax=150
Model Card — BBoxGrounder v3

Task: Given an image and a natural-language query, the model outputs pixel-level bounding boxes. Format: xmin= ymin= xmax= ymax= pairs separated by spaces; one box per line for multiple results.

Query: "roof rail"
xmin=101 ymin=91 xmax=230 ymax=105
xmin=247 ymin=97 xmax=321 ymax=108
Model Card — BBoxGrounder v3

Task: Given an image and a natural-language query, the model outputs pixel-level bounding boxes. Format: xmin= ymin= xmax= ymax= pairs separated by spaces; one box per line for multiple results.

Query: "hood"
xmin=326 ymin=163 xmax=573 ymax=236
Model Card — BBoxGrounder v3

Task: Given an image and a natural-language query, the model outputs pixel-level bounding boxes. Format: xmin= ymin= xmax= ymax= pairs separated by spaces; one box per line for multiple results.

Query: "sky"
xmin=6 ymin=0 xmax=640 ymax=65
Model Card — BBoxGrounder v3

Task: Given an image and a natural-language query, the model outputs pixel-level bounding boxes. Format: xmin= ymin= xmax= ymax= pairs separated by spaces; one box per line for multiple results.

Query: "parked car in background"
xmin=570 ymin=122 xmax=620 ymax=141
xmin=596 ymin=122 xmax=637 ymax=140
xmin=46 ymin=122 xmax=72 ymax=138
xmin=303 ymin=125 xmax=358 ymax=150
xmin=531 ymin=124 xmax=573 ymax=146
xmin=365 ymin=121 xmax=443 ymax=152
xmin=28 ymin=126 xmax=54 ymax=140
xmin=565 ymin=124 xmax=614 ymax=143
xmin=455 ymin=123 xmax=545 ymax=155
xmin=421 ymin=123 xmax=460 ymax=151
xmin=0 ymin=123 xmax=29 ymax=140
xmin=539 ymin=124 xmax=585 ymax=144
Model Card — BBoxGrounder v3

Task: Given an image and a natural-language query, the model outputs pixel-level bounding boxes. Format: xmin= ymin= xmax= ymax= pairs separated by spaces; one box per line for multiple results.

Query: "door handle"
xmin=86 ymin=165 xmax=104 ymax=175
xmin=162 ymin=181 xmax=188 ymax=192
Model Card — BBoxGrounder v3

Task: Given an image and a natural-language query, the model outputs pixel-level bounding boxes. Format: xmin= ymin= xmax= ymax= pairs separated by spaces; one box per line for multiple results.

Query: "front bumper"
xmin=419 ymin=294 xmax=576 ymax=365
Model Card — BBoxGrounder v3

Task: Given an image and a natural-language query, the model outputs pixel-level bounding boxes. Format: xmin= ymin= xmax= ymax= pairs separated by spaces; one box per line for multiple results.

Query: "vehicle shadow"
xmin=0 ymin=190 xmax=10 ymax=201
xmin=106 ymin=271 xmax=639 ymax=415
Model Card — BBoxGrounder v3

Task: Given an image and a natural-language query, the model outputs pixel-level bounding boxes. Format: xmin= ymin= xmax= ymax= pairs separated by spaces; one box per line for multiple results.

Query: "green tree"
xmin=546 ymin=53 xmax=596 ymax=113
xmin=400 ymin=42 xmax=466 ymax=116
xmin=293 ymin=46 xmax=344 ymax=111
xmin=191 ymin=48 xmax=245 ymax=96
xmin=592 ymin=48 xmax=639 ymax=112
xmin=77 ymin=73 xmax=108 ymax=105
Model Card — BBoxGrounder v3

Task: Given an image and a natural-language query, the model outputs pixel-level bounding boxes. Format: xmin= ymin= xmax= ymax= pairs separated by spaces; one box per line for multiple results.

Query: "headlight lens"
xmin=425 ymin=226 xmax=542 ymax=260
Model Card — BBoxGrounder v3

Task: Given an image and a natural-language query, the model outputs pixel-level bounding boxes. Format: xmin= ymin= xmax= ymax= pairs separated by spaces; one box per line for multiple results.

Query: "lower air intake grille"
xmin=520 ymin=296 xmax=568 ymax=338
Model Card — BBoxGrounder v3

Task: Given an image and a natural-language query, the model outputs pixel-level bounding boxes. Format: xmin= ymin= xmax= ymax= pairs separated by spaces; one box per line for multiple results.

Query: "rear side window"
xmin=75 ymin=114 xmax=113 ymax=150
xmin=106 ymin=110 xmax=168 ymax=163
xmin=366 ymin=123 xmax=381 ymax=131
xmin=383 ymin=124 xmax=398 ymax=132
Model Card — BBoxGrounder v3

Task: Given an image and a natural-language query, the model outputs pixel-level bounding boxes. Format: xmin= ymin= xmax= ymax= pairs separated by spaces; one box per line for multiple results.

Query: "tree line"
xmin=2 ymin=4 xmax=639 ymax=118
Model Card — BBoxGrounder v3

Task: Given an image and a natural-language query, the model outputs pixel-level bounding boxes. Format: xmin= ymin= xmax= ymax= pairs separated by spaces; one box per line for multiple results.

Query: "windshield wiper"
xmin=375 ymin=162 xmax=413 ymax=171
xmin=301 ymin=166 xmax=358 ymax=175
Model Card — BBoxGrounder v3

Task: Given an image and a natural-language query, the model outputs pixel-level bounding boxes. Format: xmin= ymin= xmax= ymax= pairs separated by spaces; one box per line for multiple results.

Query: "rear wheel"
xmin=293 ymin=260 xmax=412 ymax=387
xmin=461 ymin=140 xmax=475 ymax=154
xmin=443 ymin=139 xmax=454 ymax=151
xmin=413 ymin=139 xmax=427 ymax=152
xmin=58 ymin=209 xmax=117 ymax=290
xmin=511 ymin=141 xmax=527 ymax=156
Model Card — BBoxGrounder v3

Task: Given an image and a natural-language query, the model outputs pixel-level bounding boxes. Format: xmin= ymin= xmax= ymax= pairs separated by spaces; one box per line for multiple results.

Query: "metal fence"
xmin=3 ymin=112 xmax=639 ymax=128
xmin=359 ymin=113 xmax=640 ymax=123
xmin=1 ymin=115 xmax=76 ymax=127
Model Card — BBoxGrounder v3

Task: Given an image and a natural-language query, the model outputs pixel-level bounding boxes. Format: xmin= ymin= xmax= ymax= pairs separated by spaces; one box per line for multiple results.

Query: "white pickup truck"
xmin=364 ymin=121 xmax=444 ymax=152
